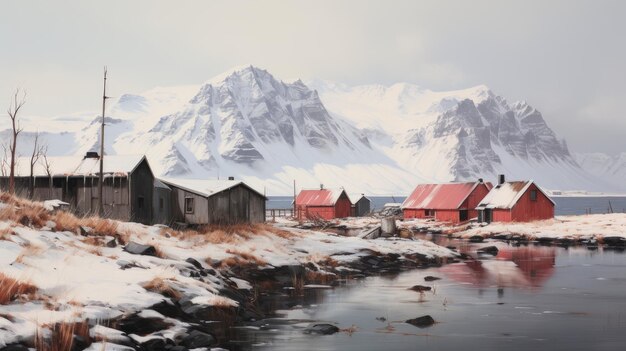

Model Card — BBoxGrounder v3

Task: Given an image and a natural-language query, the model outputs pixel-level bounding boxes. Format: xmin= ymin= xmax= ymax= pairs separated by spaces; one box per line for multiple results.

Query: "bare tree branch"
xmin=28 ymin=132 xmax=45 ymax=198
xmin=7 ymin=88 xmax=26 ymax=194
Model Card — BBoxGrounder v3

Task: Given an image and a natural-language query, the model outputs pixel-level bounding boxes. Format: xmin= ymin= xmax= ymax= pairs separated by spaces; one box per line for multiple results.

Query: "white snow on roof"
xmin=13 ymin=155 xmax=146 ymax=177
xmin=160 ymin=177 xmax=264 ymax=198
xmin=476 ymin=180 xmax=554 ymax=209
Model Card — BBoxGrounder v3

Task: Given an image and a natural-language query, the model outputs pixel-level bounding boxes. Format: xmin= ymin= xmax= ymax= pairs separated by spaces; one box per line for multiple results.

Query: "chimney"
xmin=228 ymin=176 xmax=235 ymax=181
xmin=478 ymin=178 xmax=483 ymax=183
xmin=320 ymin=184 xmax=324 ymax=190
xmin=84 ymin=151 xmax=99 ymax=159
xmin=498 ymin=174 xmax=505 ymax=185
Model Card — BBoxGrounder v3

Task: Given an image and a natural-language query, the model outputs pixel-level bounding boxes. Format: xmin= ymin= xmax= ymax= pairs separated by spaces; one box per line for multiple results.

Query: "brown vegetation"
xmin=0 ymin=227 xmax=14 ymax=240
xmin=0 ymin=273 xmax=38 ymax=304
xmin=142 ymin=277 xmax=182 ymax=300
xmin=224 ymin=249 xmax=267 ymax=266
xmin=305 ymin=270 xmax=336 ymax=284
xmin=35 ymin=321 xmax=91 ymax=351
xmin=164 ymin=222 xmax=297 ymax=246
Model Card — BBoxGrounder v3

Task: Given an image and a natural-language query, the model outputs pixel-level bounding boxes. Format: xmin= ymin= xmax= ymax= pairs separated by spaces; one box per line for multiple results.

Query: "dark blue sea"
xmin=267 ymin=195 xmax=626 ymax=216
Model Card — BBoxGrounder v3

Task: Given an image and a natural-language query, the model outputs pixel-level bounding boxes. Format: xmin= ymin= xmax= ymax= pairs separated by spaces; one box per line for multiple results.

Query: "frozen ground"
xmin=0 ymin=196 xmax=455 ymax=349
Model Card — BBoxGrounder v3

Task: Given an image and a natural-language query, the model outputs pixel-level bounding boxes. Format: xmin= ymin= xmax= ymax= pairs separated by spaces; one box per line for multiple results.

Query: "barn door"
xmin=459 ymin=210 xmax=468 ymax=222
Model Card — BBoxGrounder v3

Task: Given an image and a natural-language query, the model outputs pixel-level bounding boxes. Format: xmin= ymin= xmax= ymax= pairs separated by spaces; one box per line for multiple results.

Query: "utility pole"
xmin=98 ymin=67 xmax=109 ymax=217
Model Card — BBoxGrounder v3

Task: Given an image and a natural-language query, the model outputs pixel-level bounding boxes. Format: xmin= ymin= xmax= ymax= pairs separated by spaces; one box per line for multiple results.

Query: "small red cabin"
xmin=295 ymin=188 xmax=352 ymax=220
xmin=476 ymin=180 xmax=554 ymax=223
xmin=402 ymin=181 xmax=492 ymax=223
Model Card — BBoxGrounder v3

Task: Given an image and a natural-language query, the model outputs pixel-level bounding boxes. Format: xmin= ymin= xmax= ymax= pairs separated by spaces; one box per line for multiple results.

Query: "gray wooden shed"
xmin=160 ymin=178 xmax=267 ymax=225
xmin=353 ymin=194 xmax=372 ymax=217
xmin=0 ymin=153 xmax=155 ymax=224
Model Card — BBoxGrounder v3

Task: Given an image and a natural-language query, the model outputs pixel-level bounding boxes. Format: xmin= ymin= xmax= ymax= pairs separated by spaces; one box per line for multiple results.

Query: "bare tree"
xmin=41 ymin=147 xmax=53 ymax=198
xmin=7 ymin=89 xmax=26 ymax=194
xmin=28 ymin=132 xmax=45 ymax=198
xmin=0 ymin=142 xmax=9 ymax=177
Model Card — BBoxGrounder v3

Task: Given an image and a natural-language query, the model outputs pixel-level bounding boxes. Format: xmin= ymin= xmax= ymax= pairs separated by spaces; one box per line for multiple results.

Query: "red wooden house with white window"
xmin=476 ymin=178 xmax=554 ymax=223
xmin=402 ymin=180 xmax=492 ymax=223
xmin=295 ymin=188 xmax=352 ymax=220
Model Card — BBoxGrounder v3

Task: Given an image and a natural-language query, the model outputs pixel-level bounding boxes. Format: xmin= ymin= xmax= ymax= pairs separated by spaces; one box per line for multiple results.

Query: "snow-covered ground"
xmin=0 ymin=195 xmax=455 ymax=349
xmin=456 ymin=213 xmax=626 ymax=241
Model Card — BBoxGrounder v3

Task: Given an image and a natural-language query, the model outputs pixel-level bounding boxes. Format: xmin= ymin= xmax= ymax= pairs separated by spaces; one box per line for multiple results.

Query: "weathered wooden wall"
xmin=403 ymin=208 xmax=426 ymax=219
xmin=153 ymin=186 xmax=171 ymax=225
xmin=169 ymin=183 xmax=265 ymax=225
xmin=354 ymin=198 xmax=371 ymax=217
xmin=435 ymin=210 xmax=460 ymax=223
xmin=510 ymin=184 xmax=554 ymax=222
xmin=130 ymin=160 xmax=155 ymax=224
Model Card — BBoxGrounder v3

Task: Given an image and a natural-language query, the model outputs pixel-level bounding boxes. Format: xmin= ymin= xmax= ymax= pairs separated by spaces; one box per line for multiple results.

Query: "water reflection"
xmin=441 ymin=246 xmax=556 ymax=289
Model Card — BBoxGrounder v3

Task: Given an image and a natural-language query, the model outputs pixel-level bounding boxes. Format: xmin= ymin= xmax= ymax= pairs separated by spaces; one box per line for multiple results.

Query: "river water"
xmin=228 ymin=240 xmax=626 ymax=350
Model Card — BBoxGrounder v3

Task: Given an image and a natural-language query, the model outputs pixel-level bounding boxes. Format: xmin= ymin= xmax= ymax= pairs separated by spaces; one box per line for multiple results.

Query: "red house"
xmin=295 ymin=188 xmax=352 ymax=220
xmin=476 ymin=178 xmax=554 ymax=223
xmin=402 ymin=181 xmax=492 ymax=223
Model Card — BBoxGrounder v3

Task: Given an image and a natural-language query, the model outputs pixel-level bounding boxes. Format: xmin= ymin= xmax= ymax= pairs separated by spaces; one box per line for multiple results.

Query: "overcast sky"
xmin=1 ymin=0 xmax=624 ymax=154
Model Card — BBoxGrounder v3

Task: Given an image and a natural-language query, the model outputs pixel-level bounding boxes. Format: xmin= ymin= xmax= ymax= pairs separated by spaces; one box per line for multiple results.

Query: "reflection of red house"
xmin=496 ymin=247 xmax=556 ymax=287
xmin=477 ymin=178 xmax=554 ymax=223
xmin=295 ymin=188 xmax=352 ymax=220
xmin=440 ymin=246 xmax=556 ymax=288
xmin=401 ymin=181 xmax=492 ymax=223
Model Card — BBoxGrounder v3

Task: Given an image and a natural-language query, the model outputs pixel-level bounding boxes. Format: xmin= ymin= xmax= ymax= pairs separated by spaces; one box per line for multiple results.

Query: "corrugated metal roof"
xmin=401 ymin=182 xmax=489 ymax=210
xmin=296 ymin=189 xmax=350 ymax=207
xmin=476 ymin=180 xmax=555 ymax=209
xmin=14 ymin=154 xmax=146 ymax=177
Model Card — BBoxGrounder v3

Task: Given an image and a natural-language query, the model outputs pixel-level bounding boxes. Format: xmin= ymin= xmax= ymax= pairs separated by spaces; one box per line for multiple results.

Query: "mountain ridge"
xmin=0 ymin=65 xmax=622 ymax=194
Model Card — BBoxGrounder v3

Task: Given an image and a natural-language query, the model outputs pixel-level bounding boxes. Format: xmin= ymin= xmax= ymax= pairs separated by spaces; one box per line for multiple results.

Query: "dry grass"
xmin=0 ymin=203 xmax=51 ymax=228
xmin=224 ymin=249 xmax=267 ymax=266
xmin=0 ymin=227 xmax=14 ymax=240
xmin=165 ymin=223 xmax=297 ymax=246
xmin=305 ymin=270 xmax=336 ymax=284
xmin=0 ymin=273 xmax=38 ymax=304
xmin=142 ymin=277 xmax=182 ymax=300
xmin=0 ymin=193 xmax=120 ymax=240
xmin=35 ymin=321 xmax=91 ymax=351
xmin=14 ymin=244 xmax=45 ymax=264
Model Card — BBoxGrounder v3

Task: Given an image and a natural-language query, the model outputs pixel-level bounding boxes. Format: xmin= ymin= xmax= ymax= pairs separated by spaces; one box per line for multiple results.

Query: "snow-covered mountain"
xmin=575 ymin=153 xmax=626 ymax=188
xmin=1 ymin=65 xmax=622 ymax=194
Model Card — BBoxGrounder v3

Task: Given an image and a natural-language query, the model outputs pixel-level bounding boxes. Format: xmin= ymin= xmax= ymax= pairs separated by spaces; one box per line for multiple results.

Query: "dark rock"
xmin=603 ymin=236 xmax=626 ymax=247
xmin=0 ymin=345 xmax=29 ymax=351
xmin=124 ymin=241 xmax=157 ymax=256
xmin=140 ymin=338 xmax=169 ymax=351
xmin=469 ymin=235 xmax=484 ymax=243
xmin=408 ymin=285 xmax=431 ymax=292
xmin=117 ymin=313 xmax=173 ymax=335
xmin=185 ymin=257 xmax=204 ymax=269
xmin=150 ymin=300 xmax=189 ymax=320
xmin=557 ymin=238 xmax=574 ymax=247
xmin=116 ymin=260 xmax=147 ymax=270
xmin=78 ymin=226 xmax=92 ymax=236
xmin=424 ymin=276 xmax=441 ymax=282
xmin=303 ymin=323 xmax=340 ymax=335
xmin=182 ymin=330 xmax=216 ymax=348
xmin=537 ymin=237 xmax=554 ymax=245
xmin=406 ymin=315 xmax=435 ymax=328
xmin=477 ymin=246 xmax=499 ymax=255
xmin=71 ymin=335 xmax=89 ymax=351
xmin=106 ymin=238 xmax=118 ymax=248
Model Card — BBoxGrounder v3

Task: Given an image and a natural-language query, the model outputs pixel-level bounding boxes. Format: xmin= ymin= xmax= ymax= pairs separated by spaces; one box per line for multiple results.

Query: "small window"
xmin=185 ymin=197 xmax=194 ymax=214
xmin=530 ymin=190 xmax=537 ymax=201
xmin=159 ymin=197 xmax=164 ymax=210
xmin=138 ymin=196 xmax=145 ymax=209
